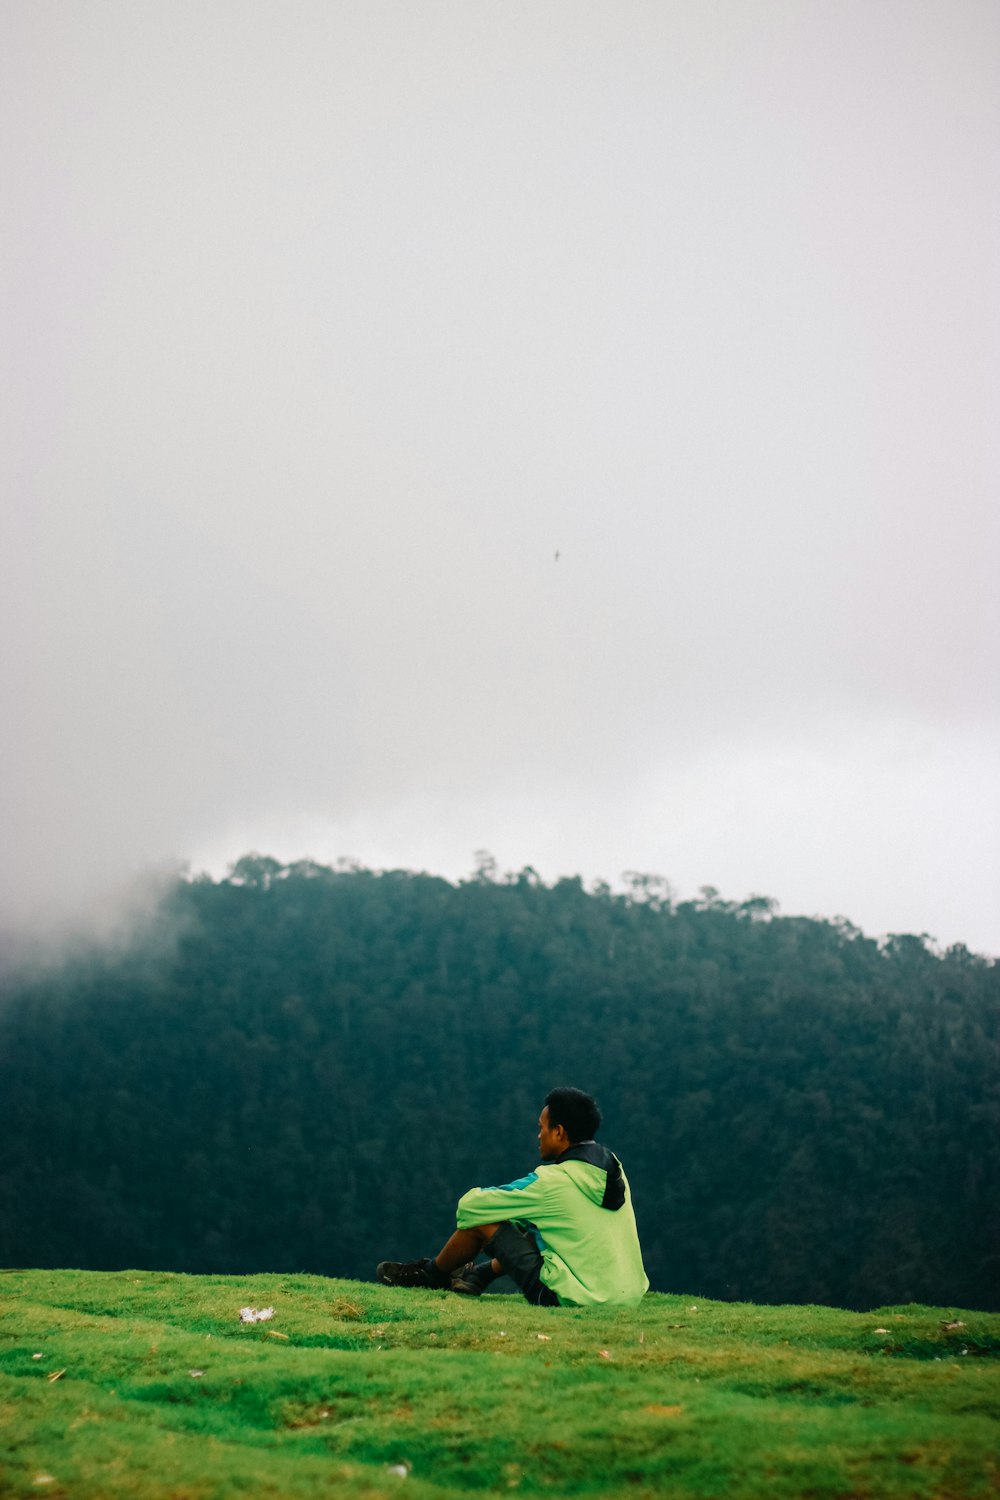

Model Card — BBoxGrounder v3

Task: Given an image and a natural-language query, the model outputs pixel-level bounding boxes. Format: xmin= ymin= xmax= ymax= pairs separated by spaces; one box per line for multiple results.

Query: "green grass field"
xmin=1 ymin=1269 xmax=997 ymax=1499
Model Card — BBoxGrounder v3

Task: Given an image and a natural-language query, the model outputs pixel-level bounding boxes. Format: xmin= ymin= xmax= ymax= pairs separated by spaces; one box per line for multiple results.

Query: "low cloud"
xmin=2 ymin=1 xmax=997 ymax=956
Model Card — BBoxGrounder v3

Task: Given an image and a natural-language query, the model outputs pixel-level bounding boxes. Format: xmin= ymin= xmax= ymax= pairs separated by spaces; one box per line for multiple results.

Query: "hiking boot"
xmin=450 ymin=1260 xmax=498 ymax=1297
xmin=376 ymin=1257 xmax=450 ymax=1289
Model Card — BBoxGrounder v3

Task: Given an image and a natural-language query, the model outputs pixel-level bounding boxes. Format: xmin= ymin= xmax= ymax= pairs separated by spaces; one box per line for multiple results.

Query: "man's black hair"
xmin=544 ymin=1087 xmax=602 ymax=1144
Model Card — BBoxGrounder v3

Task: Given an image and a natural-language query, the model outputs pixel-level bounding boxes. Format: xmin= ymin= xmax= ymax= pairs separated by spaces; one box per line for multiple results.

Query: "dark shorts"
xmin=485 ymin=1222 xmax=560 ymax=1307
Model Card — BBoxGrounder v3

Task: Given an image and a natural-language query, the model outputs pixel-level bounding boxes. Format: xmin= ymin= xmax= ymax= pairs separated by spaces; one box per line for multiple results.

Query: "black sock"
xmin=424 ymin=1258 xmax=451 ymax=1288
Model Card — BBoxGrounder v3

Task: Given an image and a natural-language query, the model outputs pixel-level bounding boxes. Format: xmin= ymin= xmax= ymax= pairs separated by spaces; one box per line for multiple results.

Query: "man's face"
xmin=538 ymin=1106 xmax=566 ymax=1161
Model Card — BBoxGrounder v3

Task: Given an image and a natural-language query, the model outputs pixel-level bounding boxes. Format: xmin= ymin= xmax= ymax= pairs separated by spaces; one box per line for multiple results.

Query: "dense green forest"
xmin=1 ymin=858 xmax=997 ymax=1311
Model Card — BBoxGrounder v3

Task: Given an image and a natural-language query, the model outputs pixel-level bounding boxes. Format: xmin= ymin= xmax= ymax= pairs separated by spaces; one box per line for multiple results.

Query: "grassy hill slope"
xmin=1 ymin=1269 xmax=998 ymax=1499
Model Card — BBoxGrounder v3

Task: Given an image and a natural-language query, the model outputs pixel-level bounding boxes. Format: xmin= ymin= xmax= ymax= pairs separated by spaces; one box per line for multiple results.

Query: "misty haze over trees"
xmin=1 ymin=858 xmax=997 ymax=1312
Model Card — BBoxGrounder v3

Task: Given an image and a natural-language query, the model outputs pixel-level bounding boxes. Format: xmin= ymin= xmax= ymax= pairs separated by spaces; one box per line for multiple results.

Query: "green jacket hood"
xmin=550 ymin=1141 xmax=626 ymax=1210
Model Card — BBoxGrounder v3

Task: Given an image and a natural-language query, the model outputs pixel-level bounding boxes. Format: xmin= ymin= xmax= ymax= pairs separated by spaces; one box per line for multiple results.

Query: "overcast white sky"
xmin=3 ymin=1 xmax=998 ymax=955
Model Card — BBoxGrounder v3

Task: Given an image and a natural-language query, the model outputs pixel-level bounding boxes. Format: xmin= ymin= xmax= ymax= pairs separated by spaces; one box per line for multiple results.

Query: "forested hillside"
xmin=1 ymin=859 xmax=997 ymax=1310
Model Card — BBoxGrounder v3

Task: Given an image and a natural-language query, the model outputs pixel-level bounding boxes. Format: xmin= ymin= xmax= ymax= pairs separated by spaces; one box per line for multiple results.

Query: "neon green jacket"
xmin=455 ymin=1142 xmax=648 ymax=1308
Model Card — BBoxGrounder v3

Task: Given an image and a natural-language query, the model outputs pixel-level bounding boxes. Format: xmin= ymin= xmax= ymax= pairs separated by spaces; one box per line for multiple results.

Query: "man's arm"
xmin=456 ymin=1170 xmax=551 ymax=1228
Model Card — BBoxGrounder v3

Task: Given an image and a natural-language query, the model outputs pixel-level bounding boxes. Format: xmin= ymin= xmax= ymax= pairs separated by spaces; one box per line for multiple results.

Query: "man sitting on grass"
xmin=376 ymin=1086 xmax=648 ymax=1308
